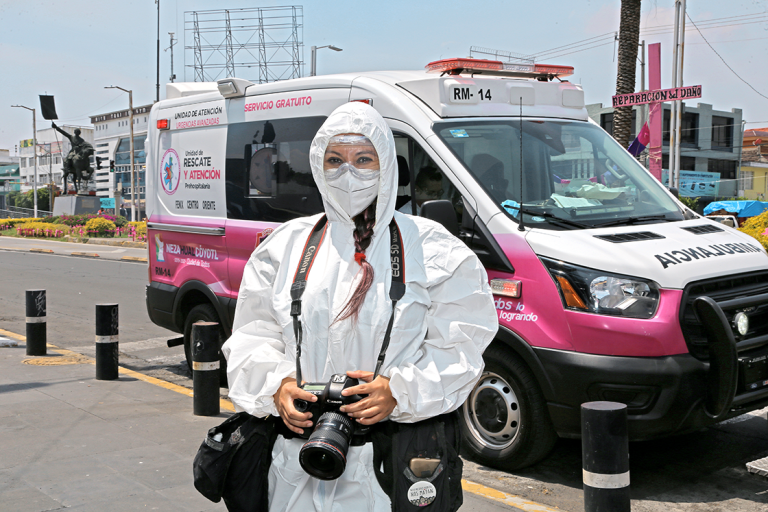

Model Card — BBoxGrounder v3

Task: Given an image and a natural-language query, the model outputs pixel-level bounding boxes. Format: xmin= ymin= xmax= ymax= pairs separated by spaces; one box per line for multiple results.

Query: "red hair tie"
xmin=354 ymin=252 xmax=366 ymax=266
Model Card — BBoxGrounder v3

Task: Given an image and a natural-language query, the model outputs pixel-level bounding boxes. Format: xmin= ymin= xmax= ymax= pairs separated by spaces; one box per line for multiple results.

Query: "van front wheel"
xmin=460 ymin=346 xmax=557 ymax=471
xmin=183 ymin=304 xmax=228 ymax=387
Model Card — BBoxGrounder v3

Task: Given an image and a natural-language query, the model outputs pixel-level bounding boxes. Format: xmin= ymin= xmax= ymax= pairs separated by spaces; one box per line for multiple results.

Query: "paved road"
xmin=2 ymin=247 xmax=768 ymax=511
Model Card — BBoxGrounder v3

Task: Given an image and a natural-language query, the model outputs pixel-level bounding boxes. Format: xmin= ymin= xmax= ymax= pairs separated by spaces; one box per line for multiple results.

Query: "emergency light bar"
xmin=426 ymin=58 xmax=574 ymax=79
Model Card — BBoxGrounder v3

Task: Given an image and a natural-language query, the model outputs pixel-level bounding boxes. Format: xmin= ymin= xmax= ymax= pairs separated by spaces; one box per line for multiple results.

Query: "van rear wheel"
xmin=460 ymin=345 xmax=557 ymax=471
xmin=183 ymin=304 xmax=228 ymax=387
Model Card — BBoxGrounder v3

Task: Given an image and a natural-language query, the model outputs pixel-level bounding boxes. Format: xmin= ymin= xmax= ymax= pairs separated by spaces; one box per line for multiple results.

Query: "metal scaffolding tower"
xmin=184 ymin=6 xmax=304 ymax=83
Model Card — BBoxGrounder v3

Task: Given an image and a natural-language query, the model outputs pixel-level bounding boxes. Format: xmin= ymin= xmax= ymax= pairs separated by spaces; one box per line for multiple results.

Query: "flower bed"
xmin=16 ymin=222 xmax=70 ymax=238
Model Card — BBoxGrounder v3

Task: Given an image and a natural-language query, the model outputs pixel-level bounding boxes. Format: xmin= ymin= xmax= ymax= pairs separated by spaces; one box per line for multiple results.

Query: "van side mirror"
xmin=669 ymin=187 xmax=679 ymax=199
xmin=420 ymin=199 xmax=459 ymax=236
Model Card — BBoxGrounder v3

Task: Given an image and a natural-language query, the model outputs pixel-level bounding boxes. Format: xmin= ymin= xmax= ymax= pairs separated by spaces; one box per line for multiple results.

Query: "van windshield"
xmin=434 ymin=120 xmax=684 ymax=229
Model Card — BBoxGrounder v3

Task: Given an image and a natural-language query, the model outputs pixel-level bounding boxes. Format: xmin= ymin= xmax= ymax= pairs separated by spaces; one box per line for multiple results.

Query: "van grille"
xmin=680 ymin=270 xmax=768 ymax=360
xmin=680 ymin=225 xmax=725 ymax=235
xmin=593 ymin=232 xmax=665 ymax=243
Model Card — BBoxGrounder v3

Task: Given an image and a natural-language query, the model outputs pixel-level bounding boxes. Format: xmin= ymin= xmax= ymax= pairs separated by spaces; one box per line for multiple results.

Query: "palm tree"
xmin=613 ymin=0 xmax=642 ymax=149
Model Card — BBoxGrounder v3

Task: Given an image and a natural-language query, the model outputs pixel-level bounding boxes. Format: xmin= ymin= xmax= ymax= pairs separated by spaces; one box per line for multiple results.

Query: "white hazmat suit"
xmin=223 ymin=102 xmax=499 ymax=512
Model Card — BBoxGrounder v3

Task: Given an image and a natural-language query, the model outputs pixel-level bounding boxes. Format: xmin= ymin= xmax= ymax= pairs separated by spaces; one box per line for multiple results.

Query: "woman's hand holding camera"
xmin=340 ymin=370 xmax=397 ymax=425
xmin=274 ymin=377 xmax=317 ymax=435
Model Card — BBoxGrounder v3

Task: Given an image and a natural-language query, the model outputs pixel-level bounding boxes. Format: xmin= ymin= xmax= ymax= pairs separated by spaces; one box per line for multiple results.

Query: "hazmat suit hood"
xmin=309 ymin=102 xmax=398 ymax=232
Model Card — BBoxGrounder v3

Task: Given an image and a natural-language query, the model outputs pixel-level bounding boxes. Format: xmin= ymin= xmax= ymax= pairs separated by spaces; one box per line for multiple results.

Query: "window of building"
xmin=115 ymin=136 xmax=146 ymax=167
xmin=662 ymin=109 xmax=698 ymax=146
xmin=600 ymin=110 xmax=637 ymax=140
xmin=708 ymin=158 xmax=737 ymax=179
xmin=742 ymin=170 xmax=754 ymax=190
xmin=712 ymin=116 xmax=733 ymax=151
xmin=225 ymin=117 xmax=327 ymax=222
xmin=662 ymin=154 xmax=696 ymax=171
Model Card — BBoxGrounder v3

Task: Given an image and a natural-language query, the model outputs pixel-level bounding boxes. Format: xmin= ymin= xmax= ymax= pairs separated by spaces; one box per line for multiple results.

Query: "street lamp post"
xmin=105 ymin=86 xmax=135 ymax=221
xmin=310 ymin=45 xmax=342 ymax=77
xmin=11 ymin=105 xmax=37 ymax=217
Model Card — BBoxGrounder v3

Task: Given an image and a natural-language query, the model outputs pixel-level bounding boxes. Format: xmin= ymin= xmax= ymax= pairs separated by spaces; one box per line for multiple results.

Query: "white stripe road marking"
xmin=192 ymin=361 xmax=220 ymax=371
xmin=583 ymin=469 xmax=630 ymax=489
xmin=95 ymin=335 xmax=119 ymax=344
xmin=26 ymin=316 xmax=46 ymax=323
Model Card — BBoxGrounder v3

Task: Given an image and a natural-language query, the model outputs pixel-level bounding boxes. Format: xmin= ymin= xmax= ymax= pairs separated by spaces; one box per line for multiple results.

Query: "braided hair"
xmin=335 ymin=201 xmax=376 ymax=323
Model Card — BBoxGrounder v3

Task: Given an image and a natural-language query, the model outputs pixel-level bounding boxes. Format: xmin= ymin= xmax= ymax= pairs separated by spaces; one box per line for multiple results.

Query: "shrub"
xmin=85 ymin=217 xmax=117 ymax=238
xmin=738 ymin=211 xmax=768 ymax=251
xmin=1 ymin=218 xmax=46 ymax=231
xmin=112 ymin=215 xmax=128 ymax=228
xmin=16 ymin=222 xmax=70 ymax=238
xmin=129 ymin=221 xmax=147 ymax=241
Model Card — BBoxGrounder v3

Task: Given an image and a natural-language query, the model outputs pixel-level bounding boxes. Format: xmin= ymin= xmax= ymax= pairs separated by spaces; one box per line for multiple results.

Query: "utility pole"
xmin=105 ymin=86 xmax=135 ymax=221
xmin=11 ymin=105 xmax=37 ymax=217
xmin=166 ymin=32 xmax=177 ymax=82
xmin=156 ymin=0 xmax=161 ymax=102
xmin=670 ymin=0 xmax=686 ymax=190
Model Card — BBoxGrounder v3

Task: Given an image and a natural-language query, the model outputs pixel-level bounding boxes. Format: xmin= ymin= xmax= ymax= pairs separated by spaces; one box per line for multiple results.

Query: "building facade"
xmin=740 ymin=128 xmax=768 ymax=200
xmin=89 ymin=105 xmax=151 ymax=204
xmin=18 ymin=126 xmax=94 ymax=194
xmin=587 ymin=102 xmax=744 ymax=199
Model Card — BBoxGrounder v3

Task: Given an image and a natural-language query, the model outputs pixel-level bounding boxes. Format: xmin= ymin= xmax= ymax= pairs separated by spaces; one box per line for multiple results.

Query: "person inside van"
xmin=249 ymin=146 xmax=276 ymax=195
xmin=397 ymin=165 xmax=444 ymax=215
xmin=223 ymin=102 xmax=498 ymax=512
xmin=471 ymin=153 xmax=508 ymax=203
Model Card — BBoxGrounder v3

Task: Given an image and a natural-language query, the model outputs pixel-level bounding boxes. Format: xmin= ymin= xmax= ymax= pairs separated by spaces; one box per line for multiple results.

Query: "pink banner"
xmin=612 ymin=84 xmax=701 ymax=108
xmin=647 ymin=43 xmax=662 ymax=182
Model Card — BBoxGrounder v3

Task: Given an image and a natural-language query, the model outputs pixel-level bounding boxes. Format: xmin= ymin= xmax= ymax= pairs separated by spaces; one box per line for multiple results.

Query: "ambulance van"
xmin=145 ymin=58 xmax=768 ymax=470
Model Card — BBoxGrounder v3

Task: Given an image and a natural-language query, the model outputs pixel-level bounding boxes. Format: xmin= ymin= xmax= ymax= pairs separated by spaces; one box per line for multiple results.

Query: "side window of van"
xmin=393 ymin=134 xmax=460 ymax=222
xmin=225 ymin=117 xmax=327 ymax=222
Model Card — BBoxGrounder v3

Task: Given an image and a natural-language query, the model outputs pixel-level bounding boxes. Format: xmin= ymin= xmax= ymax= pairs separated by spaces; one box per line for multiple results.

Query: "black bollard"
xmin=581 ymin=401 xmax=630 ymax=512
xmin=25 ymin=290 xmax=47 ymax=356
xmin=192 ymin=321 xmax=220 ymax=416
xmin=95 ymin=304 xmax=119 ymax=380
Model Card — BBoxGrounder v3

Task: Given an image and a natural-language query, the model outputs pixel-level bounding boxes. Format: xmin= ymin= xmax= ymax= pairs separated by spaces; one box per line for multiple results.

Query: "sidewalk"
xmin=0 ymin=331 xmax=533 ymax=512
xmin=0 ymin=334 xmax=227 ymax=512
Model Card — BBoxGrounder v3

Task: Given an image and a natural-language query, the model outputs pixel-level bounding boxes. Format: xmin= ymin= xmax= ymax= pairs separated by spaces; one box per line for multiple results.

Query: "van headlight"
xmin=541 ymin=257 xmax=660 ymax=319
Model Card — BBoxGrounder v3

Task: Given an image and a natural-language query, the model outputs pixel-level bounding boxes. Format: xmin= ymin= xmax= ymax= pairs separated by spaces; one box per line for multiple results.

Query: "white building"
xmin=90 ymin=105 xmax=151 ymax=200
xmin=0 ymin=149 xmax=19 ymax=165
xmin=18 ymin=126 xmax=94 ymax=193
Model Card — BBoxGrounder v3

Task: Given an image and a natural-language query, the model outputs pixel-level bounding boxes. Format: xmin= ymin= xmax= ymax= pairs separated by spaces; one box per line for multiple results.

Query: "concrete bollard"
xmin=581 ymin=401 xmax=631 ymax=512
xmin=25 ymin=290 xmax=47 ymax=356
xmin=95 ymin=304 xmax=119 ymax=380
xmin=192 ymin=321 xmax=220 ymax=416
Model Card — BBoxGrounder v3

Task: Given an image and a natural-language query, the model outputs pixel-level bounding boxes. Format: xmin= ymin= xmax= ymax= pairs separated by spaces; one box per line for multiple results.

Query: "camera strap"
xmin=290 ymin=215 xmax=405 ymax=385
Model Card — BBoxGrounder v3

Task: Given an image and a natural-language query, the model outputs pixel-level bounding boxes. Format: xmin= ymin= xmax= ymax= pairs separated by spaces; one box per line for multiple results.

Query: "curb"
xmin=70 ymin=252 xmax=100 ymax=258
xmin=0 ymin=325 xmax=558 ymax=512
xmin=120 ymin=256 xmax=148 ymax=262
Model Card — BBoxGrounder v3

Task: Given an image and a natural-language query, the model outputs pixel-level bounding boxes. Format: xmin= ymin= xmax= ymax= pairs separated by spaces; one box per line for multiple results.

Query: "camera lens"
xmin=298 ymin=411 xmax=354 ymax=480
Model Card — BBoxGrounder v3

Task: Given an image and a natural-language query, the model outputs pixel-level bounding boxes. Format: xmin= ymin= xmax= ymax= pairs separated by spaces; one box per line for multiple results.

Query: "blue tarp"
xmin=703 ymin=200 xmax=768 ymax=217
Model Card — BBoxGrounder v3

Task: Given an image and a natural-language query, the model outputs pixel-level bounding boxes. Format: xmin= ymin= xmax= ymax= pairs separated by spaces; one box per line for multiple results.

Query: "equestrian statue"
xmin=52 ymin=122 xmax=95 ymax=194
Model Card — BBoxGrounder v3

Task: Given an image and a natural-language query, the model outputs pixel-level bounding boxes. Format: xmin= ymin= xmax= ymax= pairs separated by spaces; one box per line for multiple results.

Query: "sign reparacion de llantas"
xmin=612 ymin=85 xmax=702 ymax=108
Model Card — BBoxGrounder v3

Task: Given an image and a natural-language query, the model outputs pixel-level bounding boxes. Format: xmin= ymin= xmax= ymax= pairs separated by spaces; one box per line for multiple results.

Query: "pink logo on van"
xmin=161 ymin=148 xmax=181 ymax=195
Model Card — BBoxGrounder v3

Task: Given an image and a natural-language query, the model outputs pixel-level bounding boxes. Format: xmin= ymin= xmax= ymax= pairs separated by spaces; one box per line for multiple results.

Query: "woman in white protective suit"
xmin=222 ymin=102 xmax=499 ymax=512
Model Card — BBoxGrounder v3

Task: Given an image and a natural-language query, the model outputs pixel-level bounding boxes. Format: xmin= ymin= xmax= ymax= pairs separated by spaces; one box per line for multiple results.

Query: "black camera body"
xmin=292 ymin=373 xmax=370 ymax=480
xmin=293 ymin=373 xmax=368 ymax=439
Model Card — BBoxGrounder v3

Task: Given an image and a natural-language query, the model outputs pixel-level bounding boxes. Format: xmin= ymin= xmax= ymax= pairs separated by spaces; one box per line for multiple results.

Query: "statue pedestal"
xmin=52 ymin=195 xmax=101 ymax=216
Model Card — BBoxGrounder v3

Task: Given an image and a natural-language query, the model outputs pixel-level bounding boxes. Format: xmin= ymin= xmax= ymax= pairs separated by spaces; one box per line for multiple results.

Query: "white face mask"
xmin=326 ymin=163 xmax=380 ymax=218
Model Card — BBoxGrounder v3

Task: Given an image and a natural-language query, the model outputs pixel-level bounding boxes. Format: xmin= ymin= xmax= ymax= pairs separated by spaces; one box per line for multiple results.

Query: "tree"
xmin=18 ymin=188 xmax=50 ymax=212
xmin=613 ymin=0 xmax=642 ymax=149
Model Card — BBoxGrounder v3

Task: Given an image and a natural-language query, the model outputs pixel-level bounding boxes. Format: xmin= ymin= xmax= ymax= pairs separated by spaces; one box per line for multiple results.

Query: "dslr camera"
xmin=293 ymin=373 xmax=369 ymax=480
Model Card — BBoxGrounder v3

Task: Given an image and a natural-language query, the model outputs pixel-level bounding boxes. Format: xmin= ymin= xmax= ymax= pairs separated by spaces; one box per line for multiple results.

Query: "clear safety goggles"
xmin=324 ymin=162 xmax=380 ymax=181
xmin=323 ymin=134 xmax=380 ymax=181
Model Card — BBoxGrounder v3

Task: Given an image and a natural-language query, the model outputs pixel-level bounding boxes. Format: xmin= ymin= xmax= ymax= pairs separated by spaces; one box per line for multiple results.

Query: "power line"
xmin=686 ymin=12 xmax=768 ymax=102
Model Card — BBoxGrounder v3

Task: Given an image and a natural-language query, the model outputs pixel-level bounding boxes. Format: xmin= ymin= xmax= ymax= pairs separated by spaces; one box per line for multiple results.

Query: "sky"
xmin=2 ymin=0 xmax=768 ymax=151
